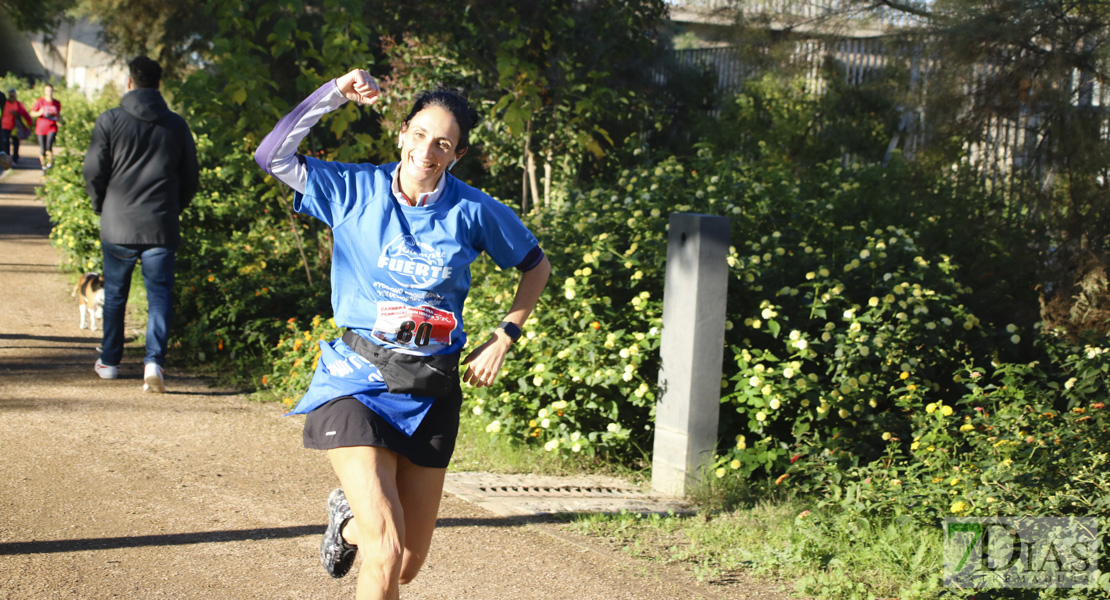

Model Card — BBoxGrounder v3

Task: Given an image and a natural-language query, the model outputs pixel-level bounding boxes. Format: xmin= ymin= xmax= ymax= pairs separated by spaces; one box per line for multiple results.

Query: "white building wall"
xmin=1 ymin=15 xmax=126 ymax=98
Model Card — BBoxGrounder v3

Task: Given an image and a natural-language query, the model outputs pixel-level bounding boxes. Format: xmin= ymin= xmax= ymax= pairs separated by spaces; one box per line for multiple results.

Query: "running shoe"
xmin=321 ymin=487 xmax=357 ymax=578
xmin=94 ymin=358 xmax=118 ymax=380
xmin=143 ymin=362 xmax=165 ymax=393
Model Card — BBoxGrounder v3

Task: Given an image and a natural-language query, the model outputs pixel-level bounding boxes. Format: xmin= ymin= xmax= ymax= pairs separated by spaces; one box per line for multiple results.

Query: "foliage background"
xmin=22 ymin=1 xmax=1110 ymax=597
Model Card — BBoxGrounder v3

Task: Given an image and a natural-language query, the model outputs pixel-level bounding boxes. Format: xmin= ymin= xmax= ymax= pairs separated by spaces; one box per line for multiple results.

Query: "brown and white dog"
xmin=72 ymin=272 xmax=105 ymax=330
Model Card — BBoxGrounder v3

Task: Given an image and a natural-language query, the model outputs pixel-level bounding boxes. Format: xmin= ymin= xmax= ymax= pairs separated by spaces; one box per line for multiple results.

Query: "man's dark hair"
xmin=129 ymin=56 xmax=163 ymax=89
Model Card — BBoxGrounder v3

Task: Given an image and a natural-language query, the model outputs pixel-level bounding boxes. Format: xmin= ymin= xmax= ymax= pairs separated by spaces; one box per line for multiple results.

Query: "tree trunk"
xmin=526 ymin=150 xmax=540 ymax=215
xmin=542 ymin=150 xmax=552 ymax=210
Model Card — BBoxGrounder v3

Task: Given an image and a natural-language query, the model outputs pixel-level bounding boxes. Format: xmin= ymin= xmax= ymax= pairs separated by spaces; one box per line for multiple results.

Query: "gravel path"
xmin=0 ymin=160 xmax=792 ymax=599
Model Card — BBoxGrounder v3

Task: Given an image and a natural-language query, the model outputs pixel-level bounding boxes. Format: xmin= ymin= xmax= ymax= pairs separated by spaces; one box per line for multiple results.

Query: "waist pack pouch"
xmin=342 ymin=330 xmax=460 ymax=399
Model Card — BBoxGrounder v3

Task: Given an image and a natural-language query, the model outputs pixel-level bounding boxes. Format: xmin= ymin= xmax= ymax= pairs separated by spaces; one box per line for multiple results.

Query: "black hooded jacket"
xmin=83 ymin=87 xmax=199 ymax=247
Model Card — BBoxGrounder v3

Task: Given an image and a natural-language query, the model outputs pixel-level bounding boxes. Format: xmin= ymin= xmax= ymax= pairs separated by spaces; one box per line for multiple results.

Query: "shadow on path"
xmin=0 ymin=525 xmax=324 ymax=555
xmin=0 ymin=516 xmax=534 ymax=556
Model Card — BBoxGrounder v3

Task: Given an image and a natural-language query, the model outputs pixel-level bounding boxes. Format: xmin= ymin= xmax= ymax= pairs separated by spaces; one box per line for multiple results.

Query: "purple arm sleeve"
xmin=254 ymin=81 xmax=345 ymax=192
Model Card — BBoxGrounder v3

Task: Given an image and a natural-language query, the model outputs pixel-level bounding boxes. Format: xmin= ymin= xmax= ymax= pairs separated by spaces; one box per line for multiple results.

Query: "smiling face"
xmin=398 ymin=105 xmax=465 ymax=199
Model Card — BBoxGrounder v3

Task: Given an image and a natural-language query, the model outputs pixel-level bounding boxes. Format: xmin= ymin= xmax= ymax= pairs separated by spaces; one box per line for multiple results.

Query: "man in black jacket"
xmin=83 ymin=55 xmax=199 ymax=392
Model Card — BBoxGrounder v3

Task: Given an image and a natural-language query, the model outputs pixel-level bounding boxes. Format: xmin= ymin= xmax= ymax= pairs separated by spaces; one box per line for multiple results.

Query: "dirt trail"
xmin=0 ymin=160 xmax=787 ymax=599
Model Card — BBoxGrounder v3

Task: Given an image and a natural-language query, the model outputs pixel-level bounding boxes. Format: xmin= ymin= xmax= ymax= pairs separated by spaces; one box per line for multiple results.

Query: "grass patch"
xmin=569 ymin=502 xmax=946 ymax=600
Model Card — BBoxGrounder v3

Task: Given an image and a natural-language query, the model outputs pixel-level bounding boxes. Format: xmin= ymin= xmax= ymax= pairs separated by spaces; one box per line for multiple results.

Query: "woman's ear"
xmin=448 ymin=148 xmax=467 ymax=171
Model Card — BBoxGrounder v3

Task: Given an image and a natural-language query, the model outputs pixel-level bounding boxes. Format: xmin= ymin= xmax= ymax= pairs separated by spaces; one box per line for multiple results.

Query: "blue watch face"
xmin=499 ymin=321 xmax=522 ymax=341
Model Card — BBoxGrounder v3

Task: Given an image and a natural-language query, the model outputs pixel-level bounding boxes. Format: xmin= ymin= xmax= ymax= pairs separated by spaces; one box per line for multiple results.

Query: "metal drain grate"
xmin=445 ymin=472 xmax=690 ymax=517
xmin=476 ymin=485 xmax=646 ymax=498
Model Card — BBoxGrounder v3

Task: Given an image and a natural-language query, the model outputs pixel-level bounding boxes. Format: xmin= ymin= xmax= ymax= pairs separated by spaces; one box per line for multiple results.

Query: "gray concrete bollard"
xmin=651 ymin=212 xmax=731 ymax=497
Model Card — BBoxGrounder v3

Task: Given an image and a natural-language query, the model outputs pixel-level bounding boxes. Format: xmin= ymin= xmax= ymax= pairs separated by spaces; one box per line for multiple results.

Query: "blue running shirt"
xmin=285 ymin=158 xmax=539 ymax=434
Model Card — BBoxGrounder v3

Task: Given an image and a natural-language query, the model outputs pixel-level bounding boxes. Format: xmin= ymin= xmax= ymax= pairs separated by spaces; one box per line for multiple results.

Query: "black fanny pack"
xmin=341 ymin=330 xmax=460 ymax=399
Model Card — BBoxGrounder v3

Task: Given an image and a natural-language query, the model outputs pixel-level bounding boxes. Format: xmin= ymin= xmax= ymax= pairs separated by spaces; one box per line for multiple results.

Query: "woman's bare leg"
xmin=328 ymin=446 xmax=403 ymax=600
xmin=394 ymin=456 xmax=446 ymax=584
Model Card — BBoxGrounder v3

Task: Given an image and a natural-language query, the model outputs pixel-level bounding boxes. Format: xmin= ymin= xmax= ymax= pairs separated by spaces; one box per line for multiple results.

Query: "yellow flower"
xmin=941 ymin=405 xmax=954 ymax=417
xmin=926 ymin=403 xmax=937 ymax=414
xmin=715 ymin=468 xmax=726 ymax=478
xmin=730 ymin=459 xmax=741 ymax=470
xmin=950 ymin=500 xmax=969 ymax=514
xmin=900 ymin=371 xmax=910 ymax=380
xmin=960 ymin=423 xmax=974 ymax=432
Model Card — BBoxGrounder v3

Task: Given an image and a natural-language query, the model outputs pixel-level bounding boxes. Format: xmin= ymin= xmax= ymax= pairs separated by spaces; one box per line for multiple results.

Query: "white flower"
xmin=796 ymin=339 xmax=809 ymax=350
xmin=565 ymin=289 xmax=576 ymax=300
xmin=607 ymin=422 xmax=620 ymax=433
xmin=783 ymin=367 xmax=795 ymax=379
xmin=762 ymin=308 xmax=775 ymax=319
xmin=860 ymin=249 xmax=871 ymax=259
xmin=472 ymin=405 xmax=483 ymax=416
xmin=572 ymin=443 xmax=582 ymax=453
xmin=622 ymin=371 xmax=633 ymax=381
xmin=769 ymin=398 xmax=781 ymax=410
xmin=544 ymin=440 xmax=558 ymax=452
xmin=1011 ymin=334 xmax=1021 ymax=344
xmin=1006 ymin=323 xmax=1018 ymax=333
xmin=843 ymin=309 xmax=856 ymax=319
xmin=485 ymin=420 xmax=501 ymax=433
xmin=619 ymin=349 xmax=630 ymax=359
xmin=571 ymin=432 xmax=581 ymax=442
xmin=859 ymin=346 xmax=870 ymax=356
xmin=538 ymin=408 xmax=548 ymax=418
xmin=541 ymin=418 xmax=551 ymax=428
xmin=749 ymin=376 xmax=762 ymax=388
xmin=789 ymin=330 xmax=801 ymax=341
xmin=755 ymin=411 xmax=767 ymax=422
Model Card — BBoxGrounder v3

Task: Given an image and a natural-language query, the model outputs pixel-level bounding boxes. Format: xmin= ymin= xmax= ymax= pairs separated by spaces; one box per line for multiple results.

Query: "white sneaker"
xmin=94 ymin=359 xmax=118 ymax=380
xmin=143 ymin=363 xmax=166 ymax=393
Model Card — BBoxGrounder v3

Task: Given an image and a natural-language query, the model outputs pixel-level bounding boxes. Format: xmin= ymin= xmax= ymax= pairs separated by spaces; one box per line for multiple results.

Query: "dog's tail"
xmin=72 ymin=272 xmax=99 ymax=297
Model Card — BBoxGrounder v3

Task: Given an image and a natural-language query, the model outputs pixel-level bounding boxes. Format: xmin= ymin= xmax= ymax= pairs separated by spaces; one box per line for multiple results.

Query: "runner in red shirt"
xmin=1 ymin=89 xmax=32 ymax=164
xmin=29 ymin=84 xmax=61 ymax=170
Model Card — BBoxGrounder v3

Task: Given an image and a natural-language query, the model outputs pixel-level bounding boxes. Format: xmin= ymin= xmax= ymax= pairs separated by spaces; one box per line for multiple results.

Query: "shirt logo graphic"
xmin=376 ymin=234 xmax=452 ymax=289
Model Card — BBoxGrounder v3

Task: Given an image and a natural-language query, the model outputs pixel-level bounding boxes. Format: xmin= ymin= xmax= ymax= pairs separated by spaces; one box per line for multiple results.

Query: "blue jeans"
xmin=0 ymin=128 xmax=17 ymax=159
xmin=100 ymin=241 xmax=176 ymax=367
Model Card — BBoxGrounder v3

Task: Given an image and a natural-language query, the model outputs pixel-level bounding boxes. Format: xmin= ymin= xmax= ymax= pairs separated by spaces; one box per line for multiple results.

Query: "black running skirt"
xmin=302 ymin=389 xmax=463 ymax=469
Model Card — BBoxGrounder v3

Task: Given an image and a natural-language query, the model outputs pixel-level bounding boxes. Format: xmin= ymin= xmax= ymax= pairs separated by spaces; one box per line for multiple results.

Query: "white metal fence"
xmin=670 ymin=34 xmax=1109 ymax=206
xmin=667 ymin=0 xmax=929 ymax=29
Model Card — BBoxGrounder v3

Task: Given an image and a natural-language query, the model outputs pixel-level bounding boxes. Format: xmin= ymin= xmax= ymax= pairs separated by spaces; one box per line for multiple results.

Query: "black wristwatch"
xmin=497 ymin=321 xmax=522 ymax=342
